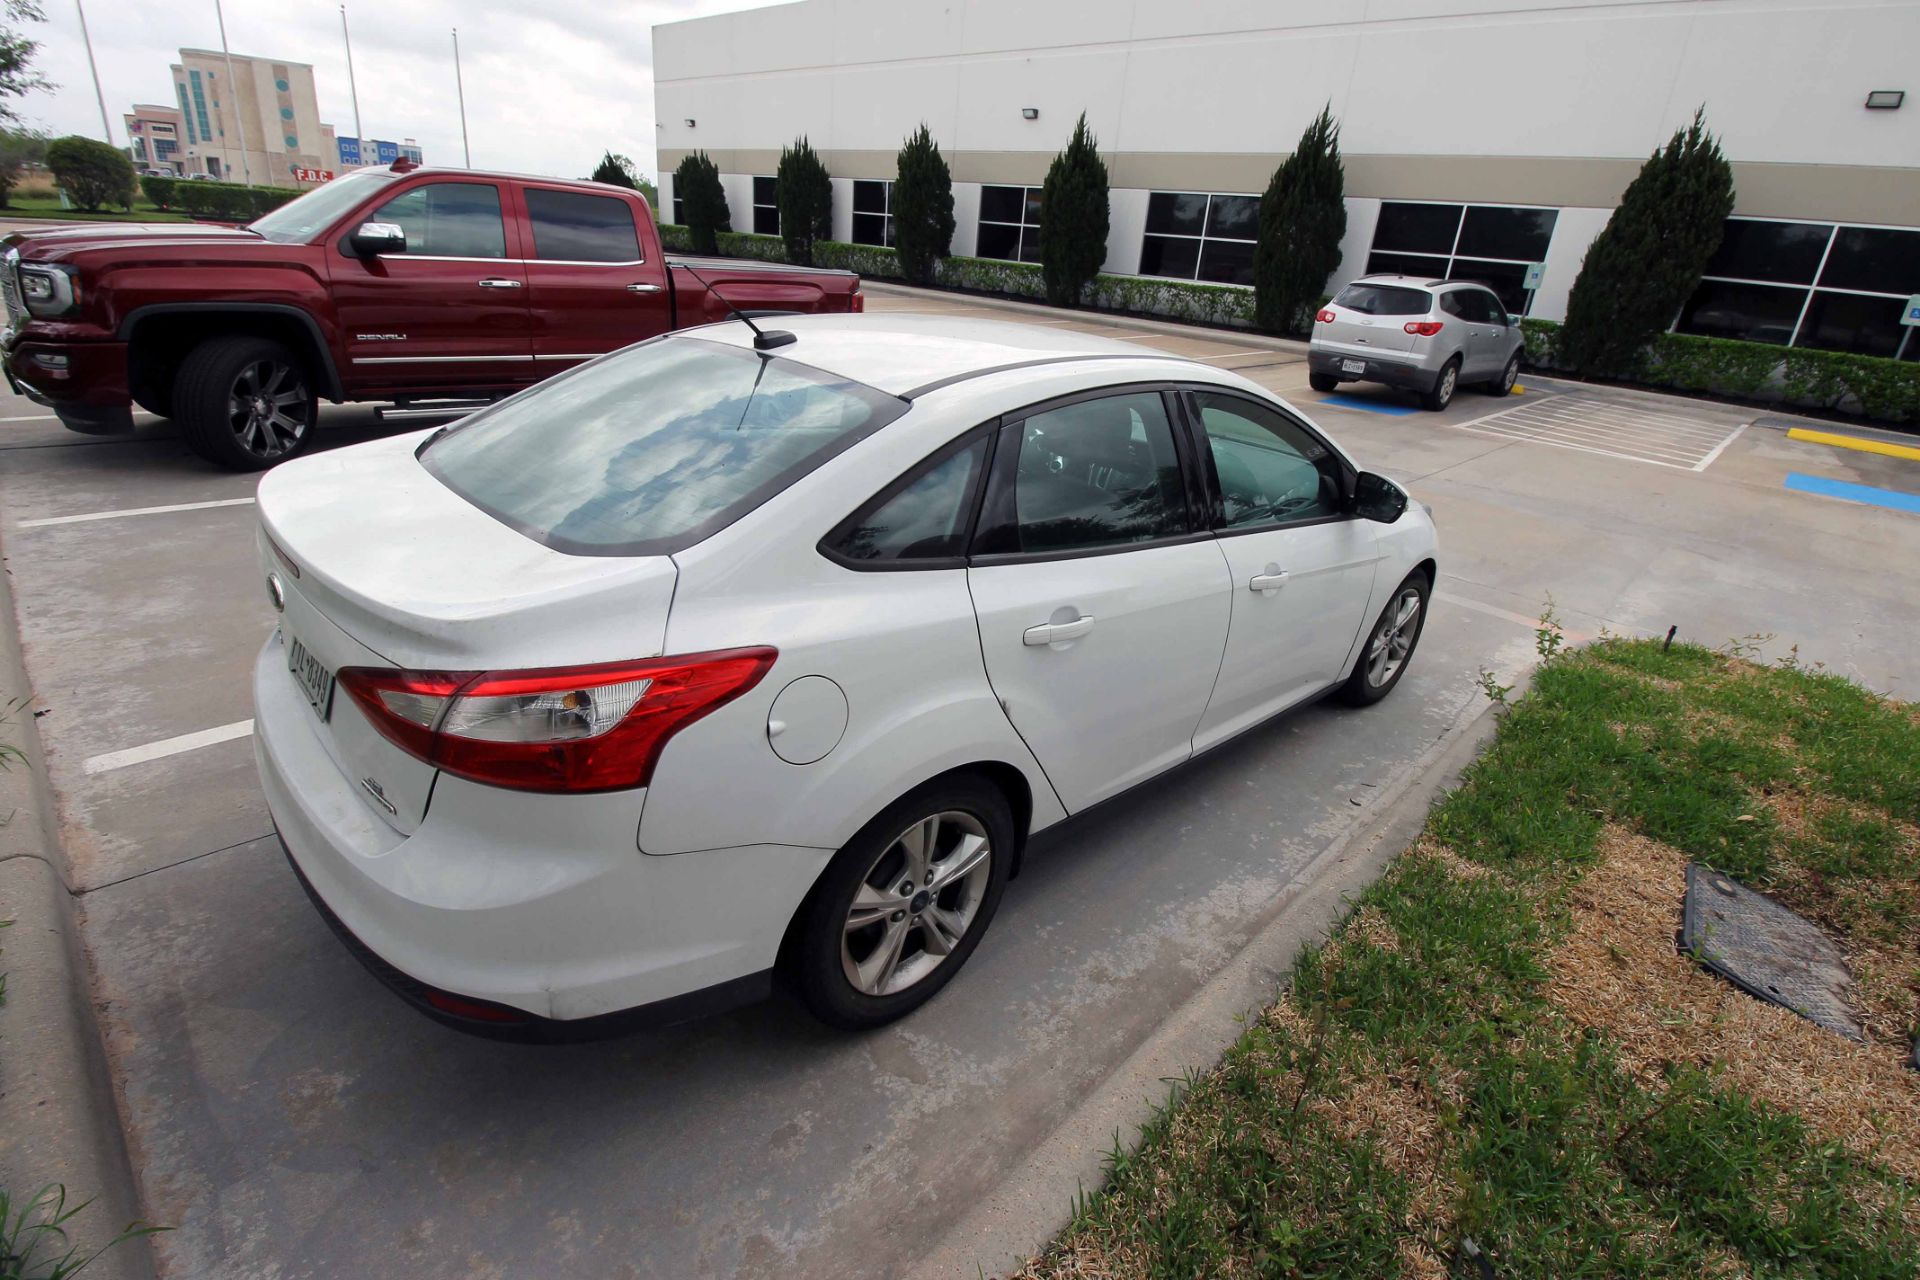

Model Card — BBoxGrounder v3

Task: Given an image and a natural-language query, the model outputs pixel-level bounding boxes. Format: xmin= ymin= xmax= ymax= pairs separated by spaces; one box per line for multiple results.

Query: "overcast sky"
xmin=17 ymin=0 xmax=775 ymax=181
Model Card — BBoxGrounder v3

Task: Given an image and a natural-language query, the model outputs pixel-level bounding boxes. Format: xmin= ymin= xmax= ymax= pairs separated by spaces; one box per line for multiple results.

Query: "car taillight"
xmin=1405 ymin=321 xmax=1445 ymax=336
xmin=1315 ymin=308 xmax=1336 ymax=324
xmin=337 ymin=647 xmax=776 ymax=793
xmin=849 ymin=287 xmax=865 ymax=313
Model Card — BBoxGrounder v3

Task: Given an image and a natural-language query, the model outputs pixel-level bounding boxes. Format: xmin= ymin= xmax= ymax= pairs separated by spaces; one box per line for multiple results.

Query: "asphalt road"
xmin=4 ymin=291 xmax=1918 ymax=1278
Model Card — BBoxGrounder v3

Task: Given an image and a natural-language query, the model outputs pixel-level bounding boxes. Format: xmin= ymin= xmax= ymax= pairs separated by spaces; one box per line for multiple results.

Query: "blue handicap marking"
xmin=1784 ymin=472 xmax=1920 ymax=515
xmin=1317 ymin=393 xmax=1422 ymax=417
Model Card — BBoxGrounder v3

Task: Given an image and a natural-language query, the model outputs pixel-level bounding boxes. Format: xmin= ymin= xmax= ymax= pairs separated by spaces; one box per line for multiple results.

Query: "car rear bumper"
xmin=253 ymin=631 xmax=832 ymax=1038
xmin=3 ymin=338 xmax=135 ymax=433
xmin=1308 ymin=347 xmax=1434 ymax=391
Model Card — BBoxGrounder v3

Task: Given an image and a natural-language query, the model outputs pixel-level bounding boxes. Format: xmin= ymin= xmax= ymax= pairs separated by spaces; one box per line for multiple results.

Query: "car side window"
xmin=1438 ymin=292 xmax=1466 ymax=318
xmin=974 ymin=392 xmax=1188 ymax=556
xmin=1479 ymin=291 xmax=1508 ymax=325
xmin=1190 ymin=392 xmax=1345 ymax=530
xmin=525 ymin=188 xmax=642 ymax=263
xmin=369 ymin=182 xmax=506 ymax=259
xmin=1459 ymin=291 xmax=1494 ymax=323
xmin=826 ymin=437 xmax=989 ymax=565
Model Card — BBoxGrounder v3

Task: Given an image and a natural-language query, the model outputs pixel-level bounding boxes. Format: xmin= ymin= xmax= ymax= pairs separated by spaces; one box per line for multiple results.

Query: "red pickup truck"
xmin=2 ymin=161 xmax=863 ymax=469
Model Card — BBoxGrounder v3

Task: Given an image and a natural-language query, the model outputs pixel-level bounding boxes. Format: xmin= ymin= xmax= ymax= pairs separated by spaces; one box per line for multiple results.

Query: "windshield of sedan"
xmin=420 ymin=337 xmax=908 ymax=556
xmin=249 ymin=169 xmax=401 ymax=243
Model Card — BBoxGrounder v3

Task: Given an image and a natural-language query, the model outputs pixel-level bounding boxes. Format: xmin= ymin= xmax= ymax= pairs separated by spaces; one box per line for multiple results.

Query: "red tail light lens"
xmin=1315 ymin=308 xmax=1336 ymax=324
xmin=849 ymin=287 xmax=865 ymax=313
xmin=337 ymin=647 xmax=777 ymax=793
xmin=1405 ymin=321 xmax=1445 ymax=336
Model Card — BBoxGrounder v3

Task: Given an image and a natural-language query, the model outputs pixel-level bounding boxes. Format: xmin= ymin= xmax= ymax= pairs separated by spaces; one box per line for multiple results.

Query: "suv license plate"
xmin=1340 ymin=358 xmax=1366 ymax=375
xmin=287 ymin=633 xmax=334 ymax=721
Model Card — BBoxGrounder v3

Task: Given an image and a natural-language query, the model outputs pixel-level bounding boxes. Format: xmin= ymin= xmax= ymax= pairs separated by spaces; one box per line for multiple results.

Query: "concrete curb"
xmin=0 ymin=532 xmax=155 ymax=1280
xmin=912 ymin=690 xmax=1506 ymax=1280
xmin=861 ymin=280 xmax=1313 ymax=357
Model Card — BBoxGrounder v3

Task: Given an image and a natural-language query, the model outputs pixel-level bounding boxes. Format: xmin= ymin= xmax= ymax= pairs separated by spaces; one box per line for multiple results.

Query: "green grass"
xmin=0 ymin=194 xmax=189 ymax=223
xmin=1021 ymin=640 xmax=1920 ymax=1279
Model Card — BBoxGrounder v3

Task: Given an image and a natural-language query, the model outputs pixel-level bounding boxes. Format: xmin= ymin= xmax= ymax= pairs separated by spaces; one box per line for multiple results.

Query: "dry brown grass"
xmin=1544 ymin=824 xmax=1920 ymax=1179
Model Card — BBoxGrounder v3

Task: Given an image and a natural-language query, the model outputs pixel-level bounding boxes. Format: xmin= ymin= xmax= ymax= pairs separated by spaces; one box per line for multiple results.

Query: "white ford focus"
xmin=253 ymin=314 xmax=1437 ymax=1037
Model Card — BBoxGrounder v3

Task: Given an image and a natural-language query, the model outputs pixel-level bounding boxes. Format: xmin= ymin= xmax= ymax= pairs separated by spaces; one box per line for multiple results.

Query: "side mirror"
xmin=1507 ymin=313 xmax=1523 ymax=327
xmin=350 ymin=221 xmax=406 ymax=256
xmin=1352 ymin=471 xmax=1408 ymax=523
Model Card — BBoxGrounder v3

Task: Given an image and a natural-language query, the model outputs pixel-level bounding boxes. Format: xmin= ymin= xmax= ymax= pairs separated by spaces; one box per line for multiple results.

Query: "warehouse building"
xmin=654 ymin=0 xmax=1920 ymax=360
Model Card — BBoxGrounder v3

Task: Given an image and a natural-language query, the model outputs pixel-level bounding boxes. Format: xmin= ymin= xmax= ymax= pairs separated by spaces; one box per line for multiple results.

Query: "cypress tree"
xmin=1254 ymin=107 xmax=1348 ymax=336
xmin=1039 ymin=113 xmax=1110 ymax=307
xmin=1561 ymin=108 xmax=1735 ymax=375
xmin=673 ymin=151 xmax=730 ymax=254
xmin=891 ymin=124 xmax=955 ymax=286
xmin=590 ymin=151 xmax=638 ymax=189
xmin=776 ymin=136 xmax=833 ymax=267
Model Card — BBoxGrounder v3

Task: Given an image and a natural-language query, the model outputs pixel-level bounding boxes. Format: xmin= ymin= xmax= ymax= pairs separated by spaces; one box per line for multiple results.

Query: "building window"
xmin=1365 ymin=200 xmax=1558 ymax=315
xmin=1139 ymin=192 xmax=1259 ymax=286
xmin=672 ymin=193 xmax=684 ymax=225
xmin=1676 ymin=218 xmax=1920 ymax=360
xmin=176 ymin=84 xmax=195 ymax=143
xmin=187 ymin=71 xmax=212 ymax=143
xmin=977 ymin=185 xmax=1041 ymax=262
xmin=852 ymin=179 xmax=893 ymax=247
xmin=752 ymin=176 xmax=779 ymax=236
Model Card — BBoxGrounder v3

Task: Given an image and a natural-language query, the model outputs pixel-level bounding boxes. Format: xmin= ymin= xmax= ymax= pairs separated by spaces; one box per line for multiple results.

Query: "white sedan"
xmin=253 ymin=314 xmax=1437 ymax=1037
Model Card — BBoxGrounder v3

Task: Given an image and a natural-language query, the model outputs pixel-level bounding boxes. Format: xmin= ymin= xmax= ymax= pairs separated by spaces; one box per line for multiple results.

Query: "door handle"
xmin=1022 ymin=614 xmax=1095 ymax=646
xmin=477 ymin=278 xmax=523 ymax=289
xmin=627 ymin=283 xmax=663 ymax=294
xmin=1249 ymin=568 xmax=1289 ymax=593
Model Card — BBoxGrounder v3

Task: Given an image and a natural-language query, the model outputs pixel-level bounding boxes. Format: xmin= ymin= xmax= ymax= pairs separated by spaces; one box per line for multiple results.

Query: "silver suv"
xmin=1309 ymin=275 xmax=1525 ymax=411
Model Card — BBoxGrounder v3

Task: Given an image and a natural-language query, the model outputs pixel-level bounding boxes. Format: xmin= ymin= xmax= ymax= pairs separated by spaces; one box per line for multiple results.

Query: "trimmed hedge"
xmin=714 ymin=231 xmax=787 ymax=262
xmin=1521 ymin=318 xmax=1920 ymax=424
xmin=143 ymin=179 xmax=302 ymax=220
xmin=659 ymin=223 xmax=692 ymax=253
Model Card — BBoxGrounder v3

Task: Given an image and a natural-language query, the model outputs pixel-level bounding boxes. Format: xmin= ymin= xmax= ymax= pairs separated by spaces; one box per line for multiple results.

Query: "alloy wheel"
xmin=1501 ymin=356 xmax=1518 ymax=391
xmin=226 ymin=358 xmax=311 ymax=461
xmin=1437 ymin=365 xmax=1457 ymax=405
xmin=1366 ymin=587 xmax=1423 ymax=687
xmin=841 ymin=810 xmax=993 ymax=997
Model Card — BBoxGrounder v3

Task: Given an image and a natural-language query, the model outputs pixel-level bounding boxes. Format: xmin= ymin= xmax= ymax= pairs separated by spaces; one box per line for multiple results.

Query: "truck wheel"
xmin=174 ymin=336 xmax=318 ymax=471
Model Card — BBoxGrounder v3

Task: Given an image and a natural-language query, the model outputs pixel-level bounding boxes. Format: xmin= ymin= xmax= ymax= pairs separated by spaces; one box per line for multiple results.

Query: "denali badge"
xmin=356 ymin=333 xmax=407 ymax=341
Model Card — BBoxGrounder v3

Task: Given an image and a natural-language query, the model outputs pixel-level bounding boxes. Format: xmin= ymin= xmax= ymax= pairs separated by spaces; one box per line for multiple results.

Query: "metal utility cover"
xmin=1682 ymin=863 xmax=1863 ymax=1041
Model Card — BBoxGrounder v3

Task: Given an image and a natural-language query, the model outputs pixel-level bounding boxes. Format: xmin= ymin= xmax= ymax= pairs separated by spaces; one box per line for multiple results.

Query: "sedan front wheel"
xmin=1340 ymin=571 xmax=1430 ymax=706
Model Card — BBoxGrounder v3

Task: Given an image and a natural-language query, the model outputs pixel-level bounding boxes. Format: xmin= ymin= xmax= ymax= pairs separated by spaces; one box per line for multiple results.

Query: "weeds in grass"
xmin=0 ymin=1185 xmax=164 ymax=1280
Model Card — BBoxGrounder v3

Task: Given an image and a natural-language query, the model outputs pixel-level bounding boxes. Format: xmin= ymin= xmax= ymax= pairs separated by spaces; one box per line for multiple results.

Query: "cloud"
xmin=18 ymin=0 xmax=774 ymax=182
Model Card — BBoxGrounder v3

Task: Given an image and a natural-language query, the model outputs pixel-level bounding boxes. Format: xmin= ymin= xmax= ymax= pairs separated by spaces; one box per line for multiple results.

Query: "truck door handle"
xmin=1249 ymin=569 xmax=1289 ymax=593
xmin=627 ymin=283 xmax=663 ymax=294
xmin=1023 ymin=614 xmax=1095 ymax=646
xmin=477 ymin=278 xmax=522 ymax=289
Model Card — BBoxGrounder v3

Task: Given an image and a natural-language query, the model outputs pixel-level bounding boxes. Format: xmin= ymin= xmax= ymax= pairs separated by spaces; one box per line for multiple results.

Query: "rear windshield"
xmin=1333 ymin=284 xmax=1432 ymax=316
xmin=421 ymin=337 xmax=906 ymax=556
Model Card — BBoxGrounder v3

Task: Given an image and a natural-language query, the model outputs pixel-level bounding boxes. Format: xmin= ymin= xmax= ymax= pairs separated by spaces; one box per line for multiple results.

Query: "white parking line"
xmin=1436 ymin=591 xmax=1592 ymax=644
xmin=83 ymin=719 xmax=254 ymax=775
xmin=18 ymin=496 xmax=257 ymax=528
xmin=0 ymin=413 xmax=61 ymax=422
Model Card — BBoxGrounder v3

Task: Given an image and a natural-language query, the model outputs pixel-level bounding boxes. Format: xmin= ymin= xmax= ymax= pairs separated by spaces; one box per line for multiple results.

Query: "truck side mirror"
xmin=350 ymin=221 xmax=406 ymax=257
xmin=1352 ymin=471 xmax=1408 ymax=523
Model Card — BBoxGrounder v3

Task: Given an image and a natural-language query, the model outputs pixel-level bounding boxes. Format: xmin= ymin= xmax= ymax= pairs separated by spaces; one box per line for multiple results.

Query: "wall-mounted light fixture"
xmin=1865 ymin=90 xmax=1904 ymax=110
xmin=1021 ymin=107 xmax=1038 ymax=120
xmin=684 ymin=117 xmax=697 ymax=127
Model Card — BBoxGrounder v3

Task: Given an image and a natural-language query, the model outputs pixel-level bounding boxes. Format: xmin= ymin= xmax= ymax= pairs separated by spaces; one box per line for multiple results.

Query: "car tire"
xmin=787 ymin=774 xmax=1014 ymax=1031
xmin=174 ymin=336 xmax=319 ymax=471
xmin=1420 ymin=358 xmax=1460 ymax=412
xmin=1484 ymin=352 xmax=1520 ymax=396
xmin=1338 ymin=570 xmax=1430 ymax=707
xmin=1309 ymin=372 xmax=1339 ymax=393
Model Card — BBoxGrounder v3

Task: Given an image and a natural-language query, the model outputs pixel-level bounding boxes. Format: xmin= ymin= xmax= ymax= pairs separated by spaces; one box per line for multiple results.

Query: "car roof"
xmin=1349 ymin=274 xmax=1487 ymax=291
xmin=674 ymin=314 xmax=1188 ymax=398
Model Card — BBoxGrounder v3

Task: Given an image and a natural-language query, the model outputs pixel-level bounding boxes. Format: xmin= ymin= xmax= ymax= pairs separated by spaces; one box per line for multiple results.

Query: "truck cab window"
xmin=369 ymin=182 xmax=506 ymax=259
xmin=525 ymin=188 xmax=642 ymax=263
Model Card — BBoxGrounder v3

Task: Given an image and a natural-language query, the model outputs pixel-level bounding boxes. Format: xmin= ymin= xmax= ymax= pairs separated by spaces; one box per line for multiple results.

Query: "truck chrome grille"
xmin=1 ymin=247 xmax=24 ymax=330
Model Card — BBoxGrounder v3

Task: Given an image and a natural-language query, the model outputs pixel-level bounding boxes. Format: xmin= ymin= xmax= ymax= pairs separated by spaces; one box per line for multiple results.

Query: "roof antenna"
xmin=674 ymin=263 xmax=796 ymax=351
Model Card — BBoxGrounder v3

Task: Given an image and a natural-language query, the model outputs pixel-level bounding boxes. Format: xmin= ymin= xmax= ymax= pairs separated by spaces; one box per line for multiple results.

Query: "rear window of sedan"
xmin=1333 ymin=284 xmax=1432 ymax=316
xmin=421 ymin=337 xmax=907 ymax=556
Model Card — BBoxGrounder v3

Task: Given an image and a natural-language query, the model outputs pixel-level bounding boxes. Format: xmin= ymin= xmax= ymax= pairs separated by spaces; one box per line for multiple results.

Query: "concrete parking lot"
xmin=4 ymin=286 xmax=1919 ymax=1278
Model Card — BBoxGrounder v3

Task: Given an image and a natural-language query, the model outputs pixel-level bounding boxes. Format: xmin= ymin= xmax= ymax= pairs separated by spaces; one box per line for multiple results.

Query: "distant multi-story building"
xmin=123 ymin=104 xmax=185 ymax=175
xmin=336 ymin=136 xmax=425 ymax=170
xmin=167 ymin=49 xmax=337 ymax=187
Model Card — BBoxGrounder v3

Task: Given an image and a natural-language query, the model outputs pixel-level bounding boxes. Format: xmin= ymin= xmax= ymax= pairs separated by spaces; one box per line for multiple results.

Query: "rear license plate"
xmin=287 ymin=633 xmax=334 ymax=721
xmin=1340 ymin=358 xmax=1366 ymax=375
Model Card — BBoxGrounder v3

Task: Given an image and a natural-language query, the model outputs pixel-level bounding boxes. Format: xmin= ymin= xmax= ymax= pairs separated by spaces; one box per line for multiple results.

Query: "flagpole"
xmin=212 ymin=0 xmax=257 ymax=185
xmin=340 ymin=5 xmax=363 ymax=151
xmin=73 ymin=0 xmax=112 ymax=143
xmin=452 ymin=28 xmax=470 ymax=167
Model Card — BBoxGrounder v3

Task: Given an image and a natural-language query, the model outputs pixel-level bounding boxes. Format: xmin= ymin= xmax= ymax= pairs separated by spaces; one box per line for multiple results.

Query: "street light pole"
xmin=72 ymin=0 xmax=112 ymax=143
xmin=212 ymin=0 xmax=258 ymax=186
xmin=340 ymin=5 xmax=363 ymax=156
xmin=452 ymin=27 xmax=471 ymax=167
